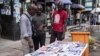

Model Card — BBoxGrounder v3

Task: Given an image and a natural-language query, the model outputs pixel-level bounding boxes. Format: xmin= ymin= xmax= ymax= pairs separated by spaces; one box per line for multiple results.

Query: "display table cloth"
xmin=25 ymin=41 xmax=88 ymax=56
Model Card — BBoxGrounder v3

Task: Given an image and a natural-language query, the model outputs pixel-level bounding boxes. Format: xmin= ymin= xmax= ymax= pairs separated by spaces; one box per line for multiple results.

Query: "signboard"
xmin=85 ymin=0 xmax=93 ymax=11
xmin=85 ymin=7 xmax=92 ymax=11
xmin=85 ymin=2 xmax=92 ymax=7
xmin=26 ymin=0 xmax=30 ymax=3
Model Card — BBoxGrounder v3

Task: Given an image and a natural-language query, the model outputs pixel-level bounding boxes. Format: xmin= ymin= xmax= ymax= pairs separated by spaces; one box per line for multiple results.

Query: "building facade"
xmin=0 ymin=0 xmax=21 ymax=40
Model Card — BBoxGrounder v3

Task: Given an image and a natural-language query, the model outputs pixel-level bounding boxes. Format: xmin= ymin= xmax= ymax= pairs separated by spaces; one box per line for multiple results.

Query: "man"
xmin=90 ymin=14 xmax=96 ymax=25
xmin=75 ymin=11 xmax=80 ymax=25
xmin=20 ymin=4 xmax=37 ymax=55
xmin=32 ymin=4 xmax=46 ymax=50
xmin=50 ymin=2 xmax=68 ymax=43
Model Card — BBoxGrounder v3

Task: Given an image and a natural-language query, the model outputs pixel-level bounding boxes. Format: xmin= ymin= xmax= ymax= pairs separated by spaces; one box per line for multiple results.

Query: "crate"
xmin=71 ymin=32 xmax=90 ymax=56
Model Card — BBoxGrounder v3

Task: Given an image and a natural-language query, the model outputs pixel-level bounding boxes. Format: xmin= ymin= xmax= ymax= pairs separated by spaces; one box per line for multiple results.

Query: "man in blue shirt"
xmin=20 ymin=4 xmax=37 ymax=55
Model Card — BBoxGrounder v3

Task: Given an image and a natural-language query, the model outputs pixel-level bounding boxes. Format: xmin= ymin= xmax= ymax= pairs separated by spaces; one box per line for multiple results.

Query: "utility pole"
xmin=79 ymin=0 xmax=82 ymax=27
xmin=11 ymin=0 xmax=13 ymax=18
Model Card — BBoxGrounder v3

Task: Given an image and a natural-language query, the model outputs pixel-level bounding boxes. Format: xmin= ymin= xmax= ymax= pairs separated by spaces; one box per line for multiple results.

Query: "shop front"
xmin=0 ymin=0 xmax=21 ymax=40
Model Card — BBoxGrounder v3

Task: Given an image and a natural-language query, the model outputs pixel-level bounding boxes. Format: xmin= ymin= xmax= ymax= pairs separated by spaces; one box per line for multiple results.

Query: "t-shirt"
xmin=76 ymin=13 xmax=80 ymax=19
xmin=32 ymin=13 xmax=46 ymax=33
xmin=52 ymin=10 xmax=68 ymax=32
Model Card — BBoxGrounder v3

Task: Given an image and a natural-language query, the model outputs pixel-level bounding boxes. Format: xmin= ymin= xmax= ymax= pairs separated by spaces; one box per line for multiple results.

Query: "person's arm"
xmin=62 ymin=11 xmax=68 ymax=39
xmin=64 ymin=11 xmax=68 ymax=32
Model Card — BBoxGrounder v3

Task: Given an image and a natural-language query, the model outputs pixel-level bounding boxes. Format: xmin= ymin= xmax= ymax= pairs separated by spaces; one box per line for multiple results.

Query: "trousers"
xmin=21 ymin=37 xmax=33 ymax=56
xmin=50 ymin=31 xmax=63 ymax=43
xmin=32 ymin=33 xmax=45 ymax=50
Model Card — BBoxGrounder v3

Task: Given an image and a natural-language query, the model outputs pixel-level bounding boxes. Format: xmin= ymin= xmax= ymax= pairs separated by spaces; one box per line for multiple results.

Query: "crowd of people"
xmin=20 ymin=2 xmax=68 ymax=56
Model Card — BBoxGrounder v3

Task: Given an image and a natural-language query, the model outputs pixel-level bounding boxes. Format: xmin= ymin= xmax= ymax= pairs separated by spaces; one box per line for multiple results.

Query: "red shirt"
xmin=52 ymin=10 xmax=68 ymax=32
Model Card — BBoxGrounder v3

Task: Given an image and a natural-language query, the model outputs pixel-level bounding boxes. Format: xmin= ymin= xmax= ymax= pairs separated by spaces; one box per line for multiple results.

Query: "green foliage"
xmin=89 ymin=37 xmax=95 ymax=45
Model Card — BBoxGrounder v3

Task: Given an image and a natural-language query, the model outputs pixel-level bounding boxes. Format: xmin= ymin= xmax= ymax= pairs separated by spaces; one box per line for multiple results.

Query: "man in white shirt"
xmin=76 ymin=12 xmax=80 ymax=24
xmin=20 ymin=4 xmax=37 ymax=55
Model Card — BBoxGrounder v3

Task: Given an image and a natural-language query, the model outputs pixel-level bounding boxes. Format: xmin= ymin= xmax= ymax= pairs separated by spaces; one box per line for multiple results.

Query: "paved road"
xmin=89 ymin=25 xmax=100 ymax=56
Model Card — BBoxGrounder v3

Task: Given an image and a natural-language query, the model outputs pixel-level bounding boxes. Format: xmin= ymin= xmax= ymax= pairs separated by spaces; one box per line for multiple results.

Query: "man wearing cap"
xmin=50 ymin=2 xmax=68 ymax=43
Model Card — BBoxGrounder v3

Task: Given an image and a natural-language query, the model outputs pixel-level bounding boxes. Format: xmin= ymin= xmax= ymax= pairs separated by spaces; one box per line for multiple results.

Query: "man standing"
xmin=32 ymin=4 xmax=46 ymax=50
xmin=50 ymin=2 xmax=68 ymax=43
xmin=20 ymin=4 xmax=37 ymax=55
xmin=76 ymin=12 xmax=80 ymax=24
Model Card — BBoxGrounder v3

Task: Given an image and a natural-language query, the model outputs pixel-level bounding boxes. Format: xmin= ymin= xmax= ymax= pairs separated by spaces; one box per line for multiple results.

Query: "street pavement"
xmin=0 ymin=38 xmax=23 ymax=56
xmin=0 ymin=24 xmax=100 ymax=56
xmin=0 ymin=30 xmax=71 ymax=56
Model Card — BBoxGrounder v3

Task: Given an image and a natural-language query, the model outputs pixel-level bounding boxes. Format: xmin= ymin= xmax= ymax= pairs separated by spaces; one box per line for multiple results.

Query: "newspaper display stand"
xmin=25 ymin=41 xmax=88 ymax=56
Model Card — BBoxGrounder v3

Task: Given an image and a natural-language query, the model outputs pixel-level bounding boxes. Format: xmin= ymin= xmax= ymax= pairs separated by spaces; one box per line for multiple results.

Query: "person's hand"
xmin=38 ymin=24 xmax=44 ymax=30
xmin=44 ymin=27 xmax=48 ymax=31
xmin=29 ymin=43 xmax=33 ymax=48
xmin=24 ymin=37 xmax=33 ymax=48
xmin=28 ymin=39 xmax=33 ymax=48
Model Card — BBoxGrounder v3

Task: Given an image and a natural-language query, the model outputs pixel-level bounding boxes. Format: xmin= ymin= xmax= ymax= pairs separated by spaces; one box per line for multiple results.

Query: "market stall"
xmin=25 ymin=31 xmax=90 ymax=56
xmin=25 ymin=41 xmax=88 ymax=56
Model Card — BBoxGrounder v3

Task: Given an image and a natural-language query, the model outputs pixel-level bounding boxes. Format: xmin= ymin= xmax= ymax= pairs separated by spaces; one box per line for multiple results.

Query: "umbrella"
xmin=59 ymin=0 xmax=72 ymax=4
xmin=71 ymin=4 xmax=85 ymax=9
